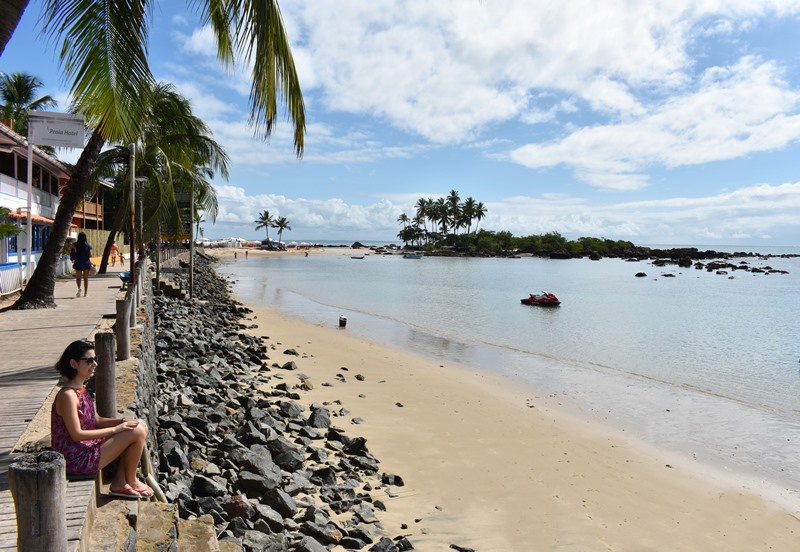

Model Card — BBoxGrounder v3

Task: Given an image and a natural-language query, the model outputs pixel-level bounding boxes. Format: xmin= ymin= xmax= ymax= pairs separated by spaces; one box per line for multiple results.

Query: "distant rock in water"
xmin=635 ymin=272 xmax=647 ymax=278
xmin=352 ymin=241 xmax=365 ymax=248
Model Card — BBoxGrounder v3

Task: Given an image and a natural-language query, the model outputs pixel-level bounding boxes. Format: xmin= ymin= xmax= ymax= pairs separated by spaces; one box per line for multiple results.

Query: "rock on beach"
xmin=151 ymin=253 xmax=414 ymax=550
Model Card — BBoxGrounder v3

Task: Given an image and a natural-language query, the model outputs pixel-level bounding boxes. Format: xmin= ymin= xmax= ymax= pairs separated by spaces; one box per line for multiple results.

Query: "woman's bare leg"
xmin=99 ymin=422 xmax=148 ymax=490
xmin=75 ymin=271 xmax=81 ymax=295
xmin=82 ymin=270 xmax=89 ymax=296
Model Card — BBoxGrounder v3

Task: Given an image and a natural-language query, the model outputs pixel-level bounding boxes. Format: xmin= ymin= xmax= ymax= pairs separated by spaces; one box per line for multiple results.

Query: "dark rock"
xmin=300 ymin=521 xmax=344 ymax=544
xmin=296 ymin=536 xmax=329 ymax=552
xmin=369 ymin=537 xmax=400 ymax=552
xmin=278 ymin=400 xmax=305 ymax=419
xmin=308 ymin=404 xmax=332 ymax=428
xmin=224 ymin=494 xmax=255 ymax=520
xmin=396 ymin=537 xmax=414 ymax=551
xmin=263 ymin=488 xmax=298 ymax=518
xmin=381 ymin=473 xmax=405 ymax=487
xmin=341 ymin=536 xmax=370 ymax=550
xmin=191 ymin=474 xmax=227 ymax=497
xmin=252 ymin=503 xmax=285 ymax=533
xmin=235 ymin=471 xmax=281 ymax=495
xmin=243 ymin=530 xmax=288 ymax=552
xmin=354 ymin=502 xmax=379 ymax=524
xmin=267 ymin=436 xmax=305 ymax=471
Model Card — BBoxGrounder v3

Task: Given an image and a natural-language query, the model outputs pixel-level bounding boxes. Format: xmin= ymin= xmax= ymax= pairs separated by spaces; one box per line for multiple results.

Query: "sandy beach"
xmin=213 ymin=246 xmax=800 ymax=550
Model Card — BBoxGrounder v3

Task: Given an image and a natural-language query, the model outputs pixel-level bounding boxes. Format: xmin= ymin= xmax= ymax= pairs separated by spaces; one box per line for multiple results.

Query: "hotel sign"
xmin=27 ymin=111 xmax=85 ymax=149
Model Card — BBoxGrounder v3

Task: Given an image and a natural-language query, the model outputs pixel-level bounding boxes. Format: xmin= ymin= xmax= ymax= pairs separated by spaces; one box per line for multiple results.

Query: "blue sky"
xmin=2 ymin=0 xmax=800 ymax=246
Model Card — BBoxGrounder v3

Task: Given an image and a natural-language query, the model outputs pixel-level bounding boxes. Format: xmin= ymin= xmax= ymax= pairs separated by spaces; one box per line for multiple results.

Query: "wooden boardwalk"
xmin=0 ymin=267 xmax=124 ymax=549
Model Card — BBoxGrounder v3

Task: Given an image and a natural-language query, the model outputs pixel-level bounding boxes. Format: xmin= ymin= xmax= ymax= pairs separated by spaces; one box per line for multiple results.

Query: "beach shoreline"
xmin=230 ymin=281 xmax=800 ymax=550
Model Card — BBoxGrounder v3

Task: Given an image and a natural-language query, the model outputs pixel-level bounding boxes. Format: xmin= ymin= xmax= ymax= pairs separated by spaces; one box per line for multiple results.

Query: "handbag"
xmin=89 ymin=264 xmax=97 ymax=276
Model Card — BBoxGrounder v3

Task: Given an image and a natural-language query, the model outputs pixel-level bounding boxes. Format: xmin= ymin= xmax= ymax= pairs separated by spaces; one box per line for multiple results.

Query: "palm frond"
xmin=41 ymin=0 xmax=155 ymax=142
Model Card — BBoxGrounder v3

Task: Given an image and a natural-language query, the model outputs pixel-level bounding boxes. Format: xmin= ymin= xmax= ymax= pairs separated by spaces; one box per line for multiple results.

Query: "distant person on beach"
xmin=51 ymin=340 xmax=152 ymax=498
xmin=109 ymin=242 xmax=119 ymax=267
xmin=70 ymin=232 xmax=92 ymax=297
xmin=245 ymin=250 xmax=248 ymax=258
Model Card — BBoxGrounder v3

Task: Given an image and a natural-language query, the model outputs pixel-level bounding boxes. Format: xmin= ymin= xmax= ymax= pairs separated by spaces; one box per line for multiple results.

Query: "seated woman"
xmin=51 ymin=340 xmax=152 ymax=498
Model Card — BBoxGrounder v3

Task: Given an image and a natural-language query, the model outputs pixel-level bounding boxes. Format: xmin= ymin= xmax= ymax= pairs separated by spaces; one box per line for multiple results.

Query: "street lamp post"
xmin=129 ymin=145 xmax=136 ymax=286
xmin=136 ymin=177 xmax=147 ymax=260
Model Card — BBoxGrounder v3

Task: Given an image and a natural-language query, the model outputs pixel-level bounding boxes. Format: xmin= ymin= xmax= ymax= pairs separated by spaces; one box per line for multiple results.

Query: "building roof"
xmin=6 ymin=210 xmax=78 ymax=227
xmin=0 ymin=121 xmax=71 ymax=179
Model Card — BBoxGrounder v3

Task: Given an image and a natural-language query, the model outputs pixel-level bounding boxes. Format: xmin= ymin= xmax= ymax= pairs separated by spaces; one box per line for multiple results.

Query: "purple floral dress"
xmin=51 ymin=387 xmax=102 ymax=475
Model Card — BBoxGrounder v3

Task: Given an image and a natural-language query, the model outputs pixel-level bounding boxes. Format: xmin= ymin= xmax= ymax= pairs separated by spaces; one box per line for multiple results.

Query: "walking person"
xmin=70 ymin=232 xmax=93 ymax=297
xmin=109 ymin=242 xmax=119 ymax=267
xmin=51 ymin=340 xmax=152 ymax=498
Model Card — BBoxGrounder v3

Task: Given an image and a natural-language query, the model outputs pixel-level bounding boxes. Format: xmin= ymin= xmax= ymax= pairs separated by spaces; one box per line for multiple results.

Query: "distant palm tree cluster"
xmin=254 ymin=210 xmax=292 ymax=246
xmin=397 ymin=190 xmax=487 ymax=247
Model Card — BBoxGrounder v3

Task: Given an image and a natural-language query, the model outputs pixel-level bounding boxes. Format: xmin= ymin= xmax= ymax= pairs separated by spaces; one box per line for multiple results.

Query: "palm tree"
xmin=13 ymin=0 xmax=302 ymax=309
xmin=461 ymin=197 xmax=477 ymax=234
xmin=0 ymin=206 xmax=18 ymax=239
xmin=255 ymin=210 xmax=275 ymax=241
xmin=92 ymin=82 xmax=226 ymax=273
xmin=473 ymin=201 xmax=488 ymax=233
xmin=446 ymin=190 xmax=461 ymax=240
xmin=0 ymin=72 xmax=58 ymax=137
xmin=195 ymin=216 xmax=206 ymax=242
xmin=273 ymin=216 xmax=291 ymax=245
xmin=433 ymin=197 xmax=451 ymax=239
xmin=412 ymin=213 xmax=427 ymax=246
xmin=397 ymin=213 xmax=409 ymax=229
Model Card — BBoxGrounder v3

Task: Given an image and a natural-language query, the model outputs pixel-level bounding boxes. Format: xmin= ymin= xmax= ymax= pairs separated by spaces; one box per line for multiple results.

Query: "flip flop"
xmin=131 ymin=483 xmax=154 ymax=498
xmin=108 ymin=484 xmax=142 ymax=499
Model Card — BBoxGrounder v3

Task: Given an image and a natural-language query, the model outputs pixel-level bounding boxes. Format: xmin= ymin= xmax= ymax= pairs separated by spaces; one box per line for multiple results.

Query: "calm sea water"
xmin=220 ymin=250 xmax=800 ymax=507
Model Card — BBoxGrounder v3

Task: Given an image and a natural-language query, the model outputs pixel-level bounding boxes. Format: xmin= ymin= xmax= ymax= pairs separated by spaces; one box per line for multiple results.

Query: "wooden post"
xmin=9 ymin=452 xmax=67 ymax=552
xmin=115 ymin=296 xmax=131 ymax=360
xmin=95 ymin=332 xmax=116 ymax=418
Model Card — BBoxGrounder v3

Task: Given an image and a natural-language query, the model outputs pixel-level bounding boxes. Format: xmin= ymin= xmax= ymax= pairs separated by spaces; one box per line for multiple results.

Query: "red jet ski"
xmin=521 ymin=291 xmax=561 ymax=306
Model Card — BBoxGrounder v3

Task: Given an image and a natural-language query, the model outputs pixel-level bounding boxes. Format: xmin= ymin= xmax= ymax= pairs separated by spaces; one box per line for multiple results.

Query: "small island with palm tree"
xmin=395 ymin=189 xmax=791 ymax=261
xmin=397 ymin=189 xmax=639 ymax=258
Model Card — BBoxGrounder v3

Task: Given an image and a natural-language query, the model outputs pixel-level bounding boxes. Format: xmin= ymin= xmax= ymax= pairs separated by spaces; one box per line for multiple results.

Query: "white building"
xmin=0 ymin=121 xmax=71 ymax=294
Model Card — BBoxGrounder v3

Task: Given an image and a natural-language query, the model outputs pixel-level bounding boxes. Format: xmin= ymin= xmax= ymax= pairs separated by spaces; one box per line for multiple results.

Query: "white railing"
xmin=0 ymin=262 xmax=24 ymax=295
xmin=0 ymin=173 xmax=58 ymax=210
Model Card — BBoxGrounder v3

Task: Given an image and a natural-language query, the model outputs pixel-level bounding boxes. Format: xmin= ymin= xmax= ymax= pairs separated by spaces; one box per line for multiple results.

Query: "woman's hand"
xmin=114 ymin=419 xmax=140 ymax=434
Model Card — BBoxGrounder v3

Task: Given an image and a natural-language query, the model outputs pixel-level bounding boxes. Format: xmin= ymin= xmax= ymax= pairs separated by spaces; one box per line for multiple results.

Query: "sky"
xmin=2 ymin=0 xmax=800 ymax=247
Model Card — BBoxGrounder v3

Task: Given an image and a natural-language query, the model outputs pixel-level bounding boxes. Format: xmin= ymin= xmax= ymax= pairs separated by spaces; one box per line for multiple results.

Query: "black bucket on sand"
xmin=339 ymin=316 xmax=347 ymax=328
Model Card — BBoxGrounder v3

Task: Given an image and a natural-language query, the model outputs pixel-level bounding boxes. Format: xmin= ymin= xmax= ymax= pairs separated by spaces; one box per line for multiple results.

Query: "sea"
xmin=218 ymin=244 xmax=800 ymax=509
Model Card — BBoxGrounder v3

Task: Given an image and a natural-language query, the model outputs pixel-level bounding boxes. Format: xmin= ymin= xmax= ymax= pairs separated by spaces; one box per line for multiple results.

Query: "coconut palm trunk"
xmin=0 ymin=0 xmax=28 ymax=56
xmin=13 ymin=130 xmax=105 ymax=308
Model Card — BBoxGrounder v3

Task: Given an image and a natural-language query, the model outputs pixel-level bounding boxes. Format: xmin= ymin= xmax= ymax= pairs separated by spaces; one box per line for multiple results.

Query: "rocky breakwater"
xmin=152 ymin=255 xmax=414 ymax=551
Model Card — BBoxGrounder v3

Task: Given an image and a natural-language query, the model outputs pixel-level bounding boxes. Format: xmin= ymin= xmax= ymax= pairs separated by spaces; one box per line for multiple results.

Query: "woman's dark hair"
xmin=55 ymin=340 xmax=94 ymax=379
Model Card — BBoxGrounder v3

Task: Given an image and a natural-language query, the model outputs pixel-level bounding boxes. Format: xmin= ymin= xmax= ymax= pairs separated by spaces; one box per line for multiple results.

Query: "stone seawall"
xmin=131 ymin=265 xmax=161 ymax=477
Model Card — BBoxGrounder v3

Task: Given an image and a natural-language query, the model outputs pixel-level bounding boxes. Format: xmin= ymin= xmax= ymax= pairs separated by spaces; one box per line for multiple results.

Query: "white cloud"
xmin=179 ymin=25 xmax=218 ymax=58
xmin=279 ymin=0 xmax=797 ymax=144
xmin=483 ymin=182 xmax=800 ymax=243
xmin=509 ymin=57 xmax=800 ymax=190
xmin=212 ymin=184 xmax=400 ymax=238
